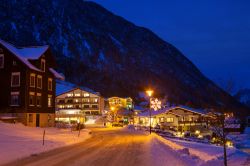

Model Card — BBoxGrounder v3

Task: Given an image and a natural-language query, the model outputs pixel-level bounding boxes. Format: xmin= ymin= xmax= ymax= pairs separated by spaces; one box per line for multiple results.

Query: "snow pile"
xmin=0 ymin=122 xmax=91 ymax=165
xmin=153 ymin=133 xmax=250 ymax=165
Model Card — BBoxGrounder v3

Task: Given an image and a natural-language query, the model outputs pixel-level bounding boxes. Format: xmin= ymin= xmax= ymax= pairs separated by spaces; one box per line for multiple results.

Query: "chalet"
xmin=55 ymin=80 xmax=105 ymax=124
xmin=0 ymin=39 xmax=64 ymax=127
xmin=107 ymin=97 xmax=134 ymax=124
xmin=135 ymin=106 xmax=211 ymax=132
xmin=108 ymin=97 xmax=133 ymax=110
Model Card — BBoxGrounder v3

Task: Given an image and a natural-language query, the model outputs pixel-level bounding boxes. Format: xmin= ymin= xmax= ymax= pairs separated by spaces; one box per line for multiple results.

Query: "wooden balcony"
xmin=178 ymin=120 xmax=208 ymax=126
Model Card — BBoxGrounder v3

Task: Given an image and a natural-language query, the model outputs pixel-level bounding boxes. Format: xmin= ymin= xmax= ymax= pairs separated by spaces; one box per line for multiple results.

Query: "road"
xmin=5 ymin=127 xmax=198 ymax=166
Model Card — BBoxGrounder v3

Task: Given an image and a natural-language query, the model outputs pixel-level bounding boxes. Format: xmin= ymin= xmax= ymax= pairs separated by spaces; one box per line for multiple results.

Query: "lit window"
xmin=37 ymin=75 xmax=42 ymax=89
xmin=94 ymin=98 xmax=98 ymax=102
xmin=29 ymin=92 xmax=35 ymax=106
xmin=30 ymin=73 xmax=36 ymax=87
xmin=67 ymin=93 xmax=73 ymax=97
xmin=48 ymin=95 xmax=52 ymax=107
xmin=0 ymin=54 xmax=4 ymax=68
xmin=11 ymin=72 xmax=20 ymax=87
xmin=67 ymin=105 xmax=73 ymax=108
xmin=36 ymin=93 xmax=42 ymax=107
xmin=83 ymin=93 xmax=90 ymax=97
xmin=48 ymin=78 xmax=52 ymax=91
xmin=75 ymin=93 xmax=80 ymax=97
xmin=41 ymin=59 xmax=45 ymax=72
xmin=10 ymin=92 xmax=19 ymax=106
xmin=166 ymin=117 xmax=174 ymax=123
xmin=83 ymin=98 xmax=90 ymax=103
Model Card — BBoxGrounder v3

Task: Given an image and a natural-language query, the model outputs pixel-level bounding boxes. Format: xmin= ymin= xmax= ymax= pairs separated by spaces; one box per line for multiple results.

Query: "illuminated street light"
xmin=146 ymin=90 xmax=153 ymax=97
xmin=146 ymin=89 xmax=154 ymax=134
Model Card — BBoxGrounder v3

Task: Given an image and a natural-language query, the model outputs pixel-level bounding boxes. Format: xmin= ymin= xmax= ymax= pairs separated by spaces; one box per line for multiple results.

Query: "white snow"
xmin=153 ymin=133 xmax=250 ymax=165
xmin=83 ymin=40 xmax=91 ymax=53
xmin=0 ymin=122 xmax=91 ymax=165
xmin=138 ymin=105 xmax=207 ymax=117
xmin=49 ymin=68 xmax=65 ymax=80
xmin=11 ymin=22 xmax=17 ymax=32
xmin=98 ymin=51 xmax=106 ymax=62
xmin=56 ymin=80 xmax=98 ymax=96
xmin=109 ymin=34 xmax=125 ymax=52
xmin=0 ymin=39 xmax=48 ymax=71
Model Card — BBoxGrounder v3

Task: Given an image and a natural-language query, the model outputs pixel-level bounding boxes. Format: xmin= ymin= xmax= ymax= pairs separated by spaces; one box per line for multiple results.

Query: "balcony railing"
xmin=178 ymin=120 xmax=208 ymax=126
xmin=57 ymin=101 xmax=99 ymax=104
xmin=57 ymin=107 xmax=99 ymax=110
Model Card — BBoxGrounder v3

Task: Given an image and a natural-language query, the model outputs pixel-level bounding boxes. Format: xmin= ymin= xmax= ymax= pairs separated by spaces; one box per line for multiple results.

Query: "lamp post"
xmin=146 ymin=90 xmax=153 ymax=134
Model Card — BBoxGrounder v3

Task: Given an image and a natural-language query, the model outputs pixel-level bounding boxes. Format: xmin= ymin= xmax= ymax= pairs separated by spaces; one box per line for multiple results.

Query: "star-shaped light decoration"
xmin=150 ymin=98 xmax=161 ymax=111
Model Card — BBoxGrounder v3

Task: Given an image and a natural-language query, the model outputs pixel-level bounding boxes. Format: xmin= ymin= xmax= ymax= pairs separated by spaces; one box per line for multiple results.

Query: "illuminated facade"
xmin=107 ymin=97 xmax=133 ymax=124
xmin=108 ymin=97 xmax=133 ymax=110
xmin=135 ymin=106 xmax=211 ymax=132
xmin=56 ymin=88 xmax=104 ymax=123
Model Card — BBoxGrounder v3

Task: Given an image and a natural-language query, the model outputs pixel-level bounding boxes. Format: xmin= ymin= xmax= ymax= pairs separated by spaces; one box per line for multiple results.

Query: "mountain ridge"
xmin=0 ymin=0 xmax=248 ymax=116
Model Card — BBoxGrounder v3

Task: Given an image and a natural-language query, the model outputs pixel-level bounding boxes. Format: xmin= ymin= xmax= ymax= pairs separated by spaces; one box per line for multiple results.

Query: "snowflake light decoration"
xmin=150 ymin=98 xmax=161 ymax=111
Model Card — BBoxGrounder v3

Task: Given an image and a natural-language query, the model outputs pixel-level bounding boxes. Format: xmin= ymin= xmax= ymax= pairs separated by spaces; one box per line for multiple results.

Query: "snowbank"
xmin=0 ymin=122 xmax=91 ymax=165
xmin=153 ymin=133 xmax=250 ymax=165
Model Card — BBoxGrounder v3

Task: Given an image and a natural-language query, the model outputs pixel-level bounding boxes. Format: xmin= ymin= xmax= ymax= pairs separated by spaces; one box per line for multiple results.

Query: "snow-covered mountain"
xmin=235 ymin=89 xmax=250 ymax=108
xmin=0 ymin=0 xmax=248 ymax=115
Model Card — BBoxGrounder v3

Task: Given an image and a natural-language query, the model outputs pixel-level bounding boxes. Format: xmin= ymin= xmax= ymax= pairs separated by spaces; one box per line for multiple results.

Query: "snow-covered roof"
xmin=0 ymin=39 xmax=49 ymax=71
xmin=49 ymin=68 xmax=65 ymax=80
xmin=137 ymin=106 xmax=208 ymax=117
xmin=56 ymin=80 xmax=99 ymax=96
xmin=175 ymin=105 xmax=207 ymax=115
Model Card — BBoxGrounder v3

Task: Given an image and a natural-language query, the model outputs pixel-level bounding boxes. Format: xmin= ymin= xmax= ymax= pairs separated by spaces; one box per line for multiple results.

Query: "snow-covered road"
xmin=5 ymin=127 xmax=200 ymax=166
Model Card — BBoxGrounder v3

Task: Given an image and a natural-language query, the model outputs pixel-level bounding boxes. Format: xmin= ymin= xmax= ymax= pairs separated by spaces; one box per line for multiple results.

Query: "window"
xmin=0 ymin=54 xmax=4 ymax=68
xmin=92 ymin=105 xmax=98 ymax=109
xmin=48 ymin=78 xmax=52 ymax=91
xmin=36 ymin=93 xmax=41 ymax=107
xmin=160 ymin=117 xmax=164 ymax=122
xmin=94 ymin=98 xmax=98 ymax=103
xmin=29 ymin=92 xmax=35 ymax=106
xmin=10 ymin=92 xmax=19 ymax=106
xmin=11 ymin=72 xmax=20 ymax=87
xmin=37 ymin=75 xmax=42 ymax=89
xmin=13 ymin=60 xmax=17 ymax=66
xmin=41 ymin=59 xmax=45 ymax=72
xmin=67 ymin=93 xmax=73 ymax=97
xmin=28 ymin=114 xmax=33 ymax=123
xmin=67 ymin=105 xmax=73 ymax=108
xmin=83 ymin=105 xmax=90 ymax=108
xmin=48 ymin=95 xmax=52 ymax=107
xmin=166 ymin=117 xmax=174 ymax=123
xmin=30 ymin=73 xmax=35 ymax=87
xmin=75 ymin=93 xmax=80 ymax=97
xmin=83 ymin=93 xmax=90 ymax=97
xmin=83 ymin=98 xmax=90 ymax=103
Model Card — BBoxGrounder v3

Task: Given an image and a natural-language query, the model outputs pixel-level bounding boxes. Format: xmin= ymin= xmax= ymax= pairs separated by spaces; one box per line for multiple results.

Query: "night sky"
xmin=93 ymin=0 xmax=250 ymax=92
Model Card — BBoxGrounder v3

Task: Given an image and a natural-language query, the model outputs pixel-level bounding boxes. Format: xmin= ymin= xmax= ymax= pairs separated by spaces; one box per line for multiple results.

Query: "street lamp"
xmin=146 ymin=90 xmax=153 ymax=134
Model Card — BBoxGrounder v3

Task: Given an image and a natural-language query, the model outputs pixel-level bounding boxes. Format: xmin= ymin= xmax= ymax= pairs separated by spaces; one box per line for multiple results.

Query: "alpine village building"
xmin=55 ymin=81 xmax=105 ymax=124
xmin=0 ymin=39 xmax=64 ymax=127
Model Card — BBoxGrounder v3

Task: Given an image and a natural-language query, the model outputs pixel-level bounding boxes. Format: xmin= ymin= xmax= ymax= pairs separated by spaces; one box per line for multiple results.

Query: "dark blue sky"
xmin=93 ymin=0 xmax=250 ymax=91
